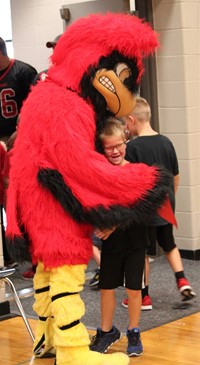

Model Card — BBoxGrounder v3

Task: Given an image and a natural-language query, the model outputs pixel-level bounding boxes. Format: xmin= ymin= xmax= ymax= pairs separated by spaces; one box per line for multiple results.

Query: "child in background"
xmin=0 ymin=140 xmax=17 ymax=268
xmin=4 ymin=115 xmax=37 ymax=279
xmin=122 ymin=96 xmax=196 ymax=309
xmin=90 ymin=119 xmax=148 ymax=357
xmin=89 ymin=233 xmax=102 ymax=289
xmin=0 ymin=142 xmax=6 ymax=206
xmin=0 ymin=141 xmax=16 ymax=267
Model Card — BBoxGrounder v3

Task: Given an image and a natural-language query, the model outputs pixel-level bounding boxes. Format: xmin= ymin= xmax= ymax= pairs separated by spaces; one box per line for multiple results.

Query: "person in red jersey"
xmin=0 ymin=37 xmax=37 ymax=142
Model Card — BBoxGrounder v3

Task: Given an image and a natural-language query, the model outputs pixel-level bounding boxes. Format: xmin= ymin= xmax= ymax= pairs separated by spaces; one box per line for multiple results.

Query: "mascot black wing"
xmin=6 ymin=13 xmax=174 ymax=365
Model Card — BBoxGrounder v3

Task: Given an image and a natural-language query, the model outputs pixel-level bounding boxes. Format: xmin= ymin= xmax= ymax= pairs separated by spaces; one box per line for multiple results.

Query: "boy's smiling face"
xmin=103 ymin=134 xmax=126 ymax=166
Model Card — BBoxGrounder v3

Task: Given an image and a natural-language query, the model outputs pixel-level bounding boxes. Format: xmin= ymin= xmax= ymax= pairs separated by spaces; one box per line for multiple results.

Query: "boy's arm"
xmin=94 ymin=227 xmax=117 ymax=240
xmin=174 ymin=174 xmax=179 ymax=194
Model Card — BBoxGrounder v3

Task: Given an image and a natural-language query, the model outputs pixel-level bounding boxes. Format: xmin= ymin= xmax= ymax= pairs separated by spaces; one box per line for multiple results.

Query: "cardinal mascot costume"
xmin=6 ymin=13 xmax=175 ymax=365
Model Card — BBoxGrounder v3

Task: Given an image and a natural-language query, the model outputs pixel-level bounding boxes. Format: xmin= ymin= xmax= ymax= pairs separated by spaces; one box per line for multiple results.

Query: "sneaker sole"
xmin=122 ymin=303 xmax=153 ymax=310
xmin=141 ymin=305 xmax=153 ymax=311
xmin=121 ymin=302 xmax=128 ymax=309
xmin=181 ymin=288 xmax=196 ymax=301
xmin=127 ymin=351 xmax=143 ymax=357
xmin=89 ymin=281 xmax=99 ymax=287
xmin=103 ymin=333 xmax=122 ymax=353
xmin=90 ymin=285 xmax=100 ymax=291
xmin=179 ymin=285 xmax=193 ymax=292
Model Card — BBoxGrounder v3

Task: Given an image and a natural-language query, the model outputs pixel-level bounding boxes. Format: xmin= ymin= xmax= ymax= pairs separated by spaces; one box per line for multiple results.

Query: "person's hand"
xmin=94 ymin=227 xmax=116 ymax=240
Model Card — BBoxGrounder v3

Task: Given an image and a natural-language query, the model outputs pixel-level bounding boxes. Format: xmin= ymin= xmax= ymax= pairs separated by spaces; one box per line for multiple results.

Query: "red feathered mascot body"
xmin=6 ymin=13 xmax=173 ymax=365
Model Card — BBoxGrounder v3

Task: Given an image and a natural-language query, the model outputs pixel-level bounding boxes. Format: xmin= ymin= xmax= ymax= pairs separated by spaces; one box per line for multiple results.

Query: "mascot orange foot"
xmin=33 ymin=263 xmax=129 ymax=365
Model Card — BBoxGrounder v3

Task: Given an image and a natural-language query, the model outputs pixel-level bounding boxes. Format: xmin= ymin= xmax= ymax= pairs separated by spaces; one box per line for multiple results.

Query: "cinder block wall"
xmin=10 ymin=0 xmax=66 ymax=73
xmin=152 ymin=0 xmax=200 ymax=258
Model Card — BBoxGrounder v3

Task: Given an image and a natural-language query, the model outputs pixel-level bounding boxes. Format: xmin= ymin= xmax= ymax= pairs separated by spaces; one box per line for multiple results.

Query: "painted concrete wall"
xmin=152 ymin=0 xmax=200 ymax=256
xmin=10 ymin=0 xmax=124 ymax=72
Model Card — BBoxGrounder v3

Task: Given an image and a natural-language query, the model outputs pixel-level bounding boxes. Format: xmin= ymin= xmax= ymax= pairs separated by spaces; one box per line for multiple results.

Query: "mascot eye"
xmin=115 ymin=63 xmax=131 ymax=82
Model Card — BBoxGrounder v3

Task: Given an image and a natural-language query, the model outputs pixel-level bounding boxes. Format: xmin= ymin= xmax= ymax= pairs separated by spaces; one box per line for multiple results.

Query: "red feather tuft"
xmin=158 ymin=197 xmax=178 ymax=227
xmin=49 ymin=13 xmax=159 ymax=90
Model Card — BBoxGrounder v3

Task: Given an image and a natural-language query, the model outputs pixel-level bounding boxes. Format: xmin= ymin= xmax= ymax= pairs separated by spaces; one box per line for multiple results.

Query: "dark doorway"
xmin=135 ymin=0 xmax=159 ymax=131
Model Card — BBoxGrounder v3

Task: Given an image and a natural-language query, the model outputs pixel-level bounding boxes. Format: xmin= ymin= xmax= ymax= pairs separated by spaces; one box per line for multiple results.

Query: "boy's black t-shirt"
xmin=125 ymin=134 xmax=179 ymax=226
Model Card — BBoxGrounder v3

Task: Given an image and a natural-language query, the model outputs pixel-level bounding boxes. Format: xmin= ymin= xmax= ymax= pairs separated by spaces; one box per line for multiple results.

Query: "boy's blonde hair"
xmin=131 ymin=96 xmax=151 ymax=121
xmin=98 ymin=117 xmax=126 ymax=142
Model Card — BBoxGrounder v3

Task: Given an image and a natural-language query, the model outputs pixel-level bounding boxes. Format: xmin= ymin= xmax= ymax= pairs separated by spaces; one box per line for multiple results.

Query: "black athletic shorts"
xmin=99 ymin=226 xmax=147 ymax=290
xmin=147 ymin=224 xmax=176 ymax=255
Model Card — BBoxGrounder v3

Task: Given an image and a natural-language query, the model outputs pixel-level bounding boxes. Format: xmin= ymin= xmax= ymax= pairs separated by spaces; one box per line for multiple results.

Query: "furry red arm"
xmin=16 ymin=82 xmax=172 ymax=227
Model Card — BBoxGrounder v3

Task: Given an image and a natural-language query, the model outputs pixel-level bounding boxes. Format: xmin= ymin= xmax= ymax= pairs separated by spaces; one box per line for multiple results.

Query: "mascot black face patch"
xmin=80 ymin=51 xmax=140 ymax=119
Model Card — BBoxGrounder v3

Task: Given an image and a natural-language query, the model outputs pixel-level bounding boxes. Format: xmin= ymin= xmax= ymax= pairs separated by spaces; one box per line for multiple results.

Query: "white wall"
xmin=10 ymin=0 xmax=115 ymax=72
xmin=11 ymin=0 xmax=65 ymax=72
xmin=153 ymin=0 xmax=200 ymax=256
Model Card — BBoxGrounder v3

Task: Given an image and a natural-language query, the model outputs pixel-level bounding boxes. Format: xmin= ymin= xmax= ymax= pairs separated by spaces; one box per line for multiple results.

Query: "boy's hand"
xmin=94 ymin=227 xmax=116 ymax=240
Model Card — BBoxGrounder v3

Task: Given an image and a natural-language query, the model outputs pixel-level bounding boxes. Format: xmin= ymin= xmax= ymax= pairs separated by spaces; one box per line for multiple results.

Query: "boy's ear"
xmin=128 ymin=115 xmax=135 ymax=125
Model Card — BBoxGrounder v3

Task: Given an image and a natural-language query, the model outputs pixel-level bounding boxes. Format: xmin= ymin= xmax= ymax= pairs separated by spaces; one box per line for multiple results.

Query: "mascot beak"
xmin=92 ymin=68 xmax=136 ymax=117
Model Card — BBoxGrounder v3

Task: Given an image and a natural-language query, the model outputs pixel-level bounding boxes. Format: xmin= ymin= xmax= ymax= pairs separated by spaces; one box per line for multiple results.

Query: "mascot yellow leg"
xmin=50 ymin=263 xmax=129 ymax=365
xmin=33 ymin=262 xmax=55 ymax=357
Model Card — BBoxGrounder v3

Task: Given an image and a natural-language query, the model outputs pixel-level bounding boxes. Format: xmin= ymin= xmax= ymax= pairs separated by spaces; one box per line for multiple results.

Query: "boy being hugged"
xmin=90 ymin=119 xmax=147 ymax=357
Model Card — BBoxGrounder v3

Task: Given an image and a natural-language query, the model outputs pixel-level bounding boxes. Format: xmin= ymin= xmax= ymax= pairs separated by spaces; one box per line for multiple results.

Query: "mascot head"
xmin=48 ymin=12 xmax=158 ymax=123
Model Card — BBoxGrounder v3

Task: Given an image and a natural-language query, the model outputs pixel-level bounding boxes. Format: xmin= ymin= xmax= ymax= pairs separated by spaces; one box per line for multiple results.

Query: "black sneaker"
xmin=126 ymin=328 xmax=143 ymax=356
xmin=90 ymin=326 xmax=121 ymax=353
xmin=89 ymin=268 xmax=100 ymax=287
xmin=4 ymin=261 xmax=18 ymax=269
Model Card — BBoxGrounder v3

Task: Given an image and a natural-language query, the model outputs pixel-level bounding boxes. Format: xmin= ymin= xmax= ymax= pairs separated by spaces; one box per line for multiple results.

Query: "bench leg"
xmin=5 ymin=277 xmax=35 ymax=342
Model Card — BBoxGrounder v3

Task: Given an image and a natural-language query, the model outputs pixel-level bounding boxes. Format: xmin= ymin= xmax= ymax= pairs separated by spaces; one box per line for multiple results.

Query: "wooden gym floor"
xmin=1 ymin=312 xmax=199 ymax=365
